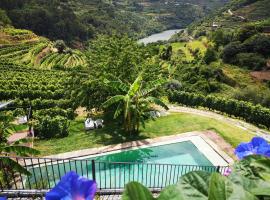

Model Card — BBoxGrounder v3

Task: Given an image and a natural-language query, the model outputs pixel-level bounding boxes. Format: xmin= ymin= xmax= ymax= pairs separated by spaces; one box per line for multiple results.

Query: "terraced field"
xmin=0 ymin=28 xmax=88 ymax=69
xmin=0 ymin=63 xmax=88 ymax=116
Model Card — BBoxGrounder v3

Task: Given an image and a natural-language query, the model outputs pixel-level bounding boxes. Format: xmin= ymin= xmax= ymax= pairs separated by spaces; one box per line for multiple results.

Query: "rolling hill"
xmin=0 ymin=28 xmax=87 ymax=69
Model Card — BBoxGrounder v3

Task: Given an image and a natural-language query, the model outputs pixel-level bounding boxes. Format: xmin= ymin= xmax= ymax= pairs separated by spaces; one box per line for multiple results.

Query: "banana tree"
xmin=102 ymin=74 xmax=169 ymax=134
xmin=0 ymin=111 xmax=39 ymax=188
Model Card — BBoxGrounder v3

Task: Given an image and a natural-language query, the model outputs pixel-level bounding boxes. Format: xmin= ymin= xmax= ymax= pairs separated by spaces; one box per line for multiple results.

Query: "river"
xmin=138 ymin=29 xmax=182 ymax=44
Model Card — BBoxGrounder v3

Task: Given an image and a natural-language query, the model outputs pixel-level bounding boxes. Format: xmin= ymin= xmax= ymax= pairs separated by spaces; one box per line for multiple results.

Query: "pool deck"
xmin=45 ymin=130 xmax=235 ymax=165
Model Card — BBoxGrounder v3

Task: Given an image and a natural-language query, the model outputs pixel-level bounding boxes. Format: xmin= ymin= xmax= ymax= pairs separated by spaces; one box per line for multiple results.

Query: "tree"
xmin=0 ymin=111 xmax=39 ymax=186
xmin=102 ymin=74 xmax=169 ymax=134
xmin=54 ymin=40 xmax=66 ymax=53
xmin=203 ymin=47 xmax=217 ymax=64
xmin=222 ymin=41 xmax=243 ymax=64
xmin=87 ymin=34 xmax=157 ymax=83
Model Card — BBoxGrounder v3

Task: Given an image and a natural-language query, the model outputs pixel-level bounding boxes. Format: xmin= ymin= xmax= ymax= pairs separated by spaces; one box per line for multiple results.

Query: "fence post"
xmin=216 ymin=166 xmax=220 ymax=173
xmin=91 ymin=160 xmax=96 ymax=181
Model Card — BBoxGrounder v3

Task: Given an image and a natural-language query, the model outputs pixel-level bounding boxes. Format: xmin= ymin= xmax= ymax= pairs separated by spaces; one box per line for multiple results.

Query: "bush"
xmin=236 ymin=53 xmax=266 ymax=70
xmin=54 ymin=40 xmax=66 ymax=53
xmin=243 ymin=34 xmax=270 ymax=57
xmin=203 ymin=47 xmax=217 ymax=64
xmin=222 ymin=41 xmax=243 ymax=64
xmin=169 ymin=91 xmax=270 ymax=129
xmin=34 ymin=115 xmax=69 ymax=139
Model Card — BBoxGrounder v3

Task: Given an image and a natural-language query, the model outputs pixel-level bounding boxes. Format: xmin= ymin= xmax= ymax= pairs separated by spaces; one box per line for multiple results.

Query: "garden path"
xmin=168 ymin=105 xmax=270 ymax=141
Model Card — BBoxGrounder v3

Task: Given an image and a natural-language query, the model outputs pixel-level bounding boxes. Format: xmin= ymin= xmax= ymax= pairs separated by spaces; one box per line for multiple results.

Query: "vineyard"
xmin=0 ymin=28 xmax=87 ymax=69
xmin=0 ymin=63 xmax=87 ymax=118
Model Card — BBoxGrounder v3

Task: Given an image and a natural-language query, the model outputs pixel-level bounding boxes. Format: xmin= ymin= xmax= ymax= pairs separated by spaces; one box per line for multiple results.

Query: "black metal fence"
xmin=0 ymin=156 xmax=229 ymax=193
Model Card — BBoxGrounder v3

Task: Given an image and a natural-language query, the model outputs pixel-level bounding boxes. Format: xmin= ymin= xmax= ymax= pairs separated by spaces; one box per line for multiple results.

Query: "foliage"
xmin=33 ymin=115 xmax=69 ymax=139
xmin=0 ymin=0 xmax=227 ymax=42
xmin=232 ymin=86 xmax=270 ymax=107
xmin=236 ymin=53 xmax=266 ymax=70
xmin=0 ymin=31 xmax=87 ymax=69
xmin=160 ymin=45 xmax=172 ymax=61
xmin=0 ymin=9 xmax=11 ymax=26
xmin=54 ymin=40 xmax=66 ymax=53
xmin=102 ymin=74 xmax=168 ymax=134
xmin=0 ymin=111 xmax=39 ymax=188
xmin=78 ymin=35 xmax=164 ymax=110
xmin=169 ymin=91 xmax=270 ymax=129
xmin=211 ymin=29 xmax=234 ymax=48
xmin=122 ymin=155 xmax=270 ymax=200
xmin=222 ymin=41 xmax=243 ymax=64
xmin=203 ymin=47 xmax=218 ymax=64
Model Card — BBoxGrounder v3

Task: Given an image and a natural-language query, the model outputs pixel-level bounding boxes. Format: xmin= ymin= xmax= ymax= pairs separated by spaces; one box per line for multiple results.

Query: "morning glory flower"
xmin=46 ymin=171 xmax=97 ymax=200
xmin=235 ymin=137 xmax=270 ymax=160
xmin=223 ymin=168 xmax=232 ymax=176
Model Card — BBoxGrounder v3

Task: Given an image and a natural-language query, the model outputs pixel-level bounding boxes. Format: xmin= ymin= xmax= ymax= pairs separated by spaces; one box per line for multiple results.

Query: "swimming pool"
xmin=25 ymin=136 xmax=228 ymax=189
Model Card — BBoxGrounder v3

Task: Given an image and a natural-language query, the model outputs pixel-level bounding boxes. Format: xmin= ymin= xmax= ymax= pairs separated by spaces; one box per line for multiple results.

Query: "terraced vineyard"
xmin=0 ymin=63 xmax=87 ymax=115
xmin=0 ymin=28 xmax=88 ymax=69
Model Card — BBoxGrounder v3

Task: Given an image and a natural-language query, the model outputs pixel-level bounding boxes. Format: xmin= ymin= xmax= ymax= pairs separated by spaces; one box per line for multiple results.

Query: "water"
xmin=138 ymin=29 xmax=182 ymax=44
xmin=26 ymin=141 xmax=214 ymax=189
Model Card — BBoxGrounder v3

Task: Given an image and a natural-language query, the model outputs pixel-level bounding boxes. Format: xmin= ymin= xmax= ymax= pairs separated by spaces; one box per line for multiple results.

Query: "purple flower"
xmin=235 ymin=137 xmax=270 ymax=160
xmin=223 ymin=168 xmax=232 ymax=176
xmin=46 ymin=171 xmax=97 ymax=200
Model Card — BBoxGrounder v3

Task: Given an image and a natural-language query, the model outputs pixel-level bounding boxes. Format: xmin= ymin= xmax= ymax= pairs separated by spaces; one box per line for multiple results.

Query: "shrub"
xmin=236 ymin=53 xmax=266 ymax=70
xmin=169 ymin=91 xmax=270 ymax=129
xmin=34 ymin=115 xmax=69 ymax=139
xmin=203 ymin=47 xmax=217 ymax=64
xmin=243 ymin=34 xmax=270 ymax=57
xmin=222 ymin=41 xmax=243 ymax=64
xmin=54 ymin=40 xmax=66 ymax=53
xmin=165 ymin=79 xmax=182 ymax=91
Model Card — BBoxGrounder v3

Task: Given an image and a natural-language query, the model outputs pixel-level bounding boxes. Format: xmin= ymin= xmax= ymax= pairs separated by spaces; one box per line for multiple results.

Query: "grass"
xmin=35 ymin=113 xmax=254 ymax=156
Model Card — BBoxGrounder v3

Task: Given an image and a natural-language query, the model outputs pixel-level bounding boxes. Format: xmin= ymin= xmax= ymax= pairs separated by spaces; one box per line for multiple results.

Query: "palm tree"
xmin=0 ymin=111 xmax=39 ymax=188
xmin=102 ymin=74 xmax=169 ymax=134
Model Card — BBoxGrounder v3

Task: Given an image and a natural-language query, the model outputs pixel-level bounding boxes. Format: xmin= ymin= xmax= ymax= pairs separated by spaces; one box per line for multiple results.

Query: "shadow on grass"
xmin=91 ymin=121 xmax=150 ymax=146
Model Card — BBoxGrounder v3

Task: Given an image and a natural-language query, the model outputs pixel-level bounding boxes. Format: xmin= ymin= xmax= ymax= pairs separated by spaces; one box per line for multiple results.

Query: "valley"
xmin=0 ymin=0 xmax=270 ymax=155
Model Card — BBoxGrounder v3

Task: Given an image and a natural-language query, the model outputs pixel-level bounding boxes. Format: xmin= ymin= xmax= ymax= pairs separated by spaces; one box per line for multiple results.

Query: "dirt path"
xmin=168 ymin=105 xmax=270 ymax=141
xmin=7 ymin=130 xmax=29 ymax=144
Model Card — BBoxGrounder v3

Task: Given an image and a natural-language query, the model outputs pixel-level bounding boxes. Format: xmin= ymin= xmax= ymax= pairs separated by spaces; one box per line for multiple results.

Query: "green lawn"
xmin=35 ymin=113 xmax=254 ymax=156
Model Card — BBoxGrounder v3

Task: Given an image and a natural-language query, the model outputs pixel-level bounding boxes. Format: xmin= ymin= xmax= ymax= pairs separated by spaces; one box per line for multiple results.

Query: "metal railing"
xmin=0 ymin=156 xmax=229 ymax=194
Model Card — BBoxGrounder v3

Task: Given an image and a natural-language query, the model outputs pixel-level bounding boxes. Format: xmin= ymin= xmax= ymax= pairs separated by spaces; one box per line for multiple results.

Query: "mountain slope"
xmin=188 ymin=0 xmax=270 ymax=35
xmin=0 ymin=0 xmax=228 ymax=43
xmin=0 ymin=27 xmax=87 ymax=69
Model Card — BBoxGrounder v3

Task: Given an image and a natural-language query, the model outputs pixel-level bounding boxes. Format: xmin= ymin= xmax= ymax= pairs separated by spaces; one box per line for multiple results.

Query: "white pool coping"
xmin=74 ymin=135 xmax=229 ymax=166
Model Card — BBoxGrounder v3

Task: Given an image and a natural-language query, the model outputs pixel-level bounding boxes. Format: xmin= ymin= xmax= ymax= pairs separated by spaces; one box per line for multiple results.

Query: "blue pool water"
xmin=26 ymin=141 xmax=215 ymax=189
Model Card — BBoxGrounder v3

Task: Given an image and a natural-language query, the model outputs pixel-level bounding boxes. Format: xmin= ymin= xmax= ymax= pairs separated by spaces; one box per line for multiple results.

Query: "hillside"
xmin=0 ymin=28 xmax=87 ymax=69
xmin=188 ymin=0 xmax=270 ymax=36
xmin=0 ymin=0 xmax=228 ymax=43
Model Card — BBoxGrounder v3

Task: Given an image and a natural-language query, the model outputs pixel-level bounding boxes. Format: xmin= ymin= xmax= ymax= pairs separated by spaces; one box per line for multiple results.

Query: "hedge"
xmin=169 ymin=91 xmax=270 ymax=129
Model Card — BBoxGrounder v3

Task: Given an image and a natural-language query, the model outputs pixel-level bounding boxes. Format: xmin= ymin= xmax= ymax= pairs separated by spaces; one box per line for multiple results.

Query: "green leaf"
xmin=229 ymin=170 xmax=270 ymax=197
xmin=146 ymin=96 xmax=169 ymax=110
xmin=158 ymin=171 xmax=210 ymax=200
xmin=122 ymin=182 xmax=155 ymax=200
xmin=128 ymin=74 xmax=143 ymax=97
xmin=208 ymin=173 xmax=257 ymax=200
xmin=232 ymin=155 xmax=270 ymax=183
xmin=3 ymin=145 xmax=40 ymax=156
xmin=102 ymin=95 xmax=125 ymax=108
xmin=250 ymin=159 xmax=270 ymax=182
xmin=113 ymin=103 xmax=123 ymax=119
xmin=0 ymin=157 xmax=31 ymax=176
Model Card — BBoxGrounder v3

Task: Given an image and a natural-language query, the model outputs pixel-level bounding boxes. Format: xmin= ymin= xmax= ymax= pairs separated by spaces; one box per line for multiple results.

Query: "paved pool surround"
xmin=45 ymin=131 xmax=234 ymax=166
